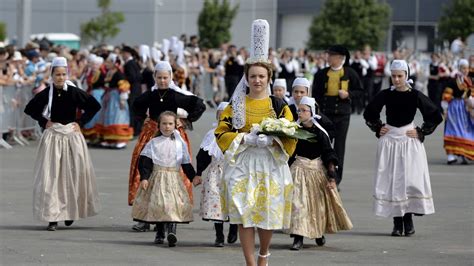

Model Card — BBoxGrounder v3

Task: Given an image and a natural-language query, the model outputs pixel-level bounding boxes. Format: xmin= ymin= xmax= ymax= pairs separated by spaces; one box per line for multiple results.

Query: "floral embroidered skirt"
xmin=199 ymin=159 xmax=226 ymax=221
xmin=222 ymin=146 xmax=293 ymax=230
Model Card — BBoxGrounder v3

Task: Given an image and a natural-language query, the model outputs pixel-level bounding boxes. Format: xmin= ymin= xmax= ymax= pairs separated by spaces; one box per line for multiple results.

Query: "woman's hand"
xmin=193 ymin=176 xmax=202 ymax=187
xmin=45 ymin=120 xmax=54 ymax=129
xmin=141 ymin=180 xmax=149 ymax=190
xmin=72 ymin=122 xmax=81 ymax=132
xmin=379 ymin=126 xmax=389 ymax=137
xmin=406 ymin=129 xmax=418 ymax=139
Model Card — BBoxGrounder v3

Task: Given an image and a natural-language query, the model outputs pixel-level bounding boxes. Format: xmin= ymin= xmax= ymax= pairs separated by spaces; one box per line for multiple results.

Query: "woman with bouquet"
xmin=215 ymin=19 xmax=297 ymax=266
xmin=287 ymin=96 xmax=352 ymax=250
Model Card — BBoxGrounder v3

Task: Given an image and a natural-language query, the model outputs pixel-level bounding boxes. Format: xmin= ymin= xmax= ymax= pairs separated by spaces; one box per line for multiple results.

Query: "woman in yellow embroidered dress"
xmin=215 ymin=19 xmax=296 ymax=266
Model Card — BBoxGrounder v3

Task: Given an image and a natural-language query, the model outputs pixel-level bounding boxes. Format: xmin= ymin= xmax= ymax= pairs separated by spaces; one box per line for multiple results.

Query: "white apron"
xmin=373 ymin=123 xmax=434 ymax=217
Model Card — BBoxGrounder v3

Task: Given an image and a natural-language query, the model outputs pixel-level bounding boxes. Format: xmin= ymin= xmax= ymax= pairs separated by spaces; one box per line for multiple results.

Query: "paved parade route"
xmin=1 ymin=111 xmax=472 ymax=265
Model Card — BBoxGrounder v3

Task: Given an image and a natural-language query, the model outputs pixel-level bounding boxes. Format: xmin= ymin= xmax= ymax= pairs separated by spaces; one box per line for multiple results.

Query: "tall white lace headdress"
xmin=231 ymin=19 xmax=270 ymax=129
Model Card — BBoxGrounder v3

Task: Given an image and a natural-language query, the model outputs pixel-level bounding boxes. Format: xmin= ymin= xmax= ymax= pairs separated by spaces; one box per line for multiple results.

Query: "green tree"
xmin=307 ymin=0 xmax=391 ymax=50
xmin=198 ymin=0 xmax=239 ymax=49
xmin=438 ymin=0 xmax=474 ymax=43
xmin=0 ymin=22 xmax=6 ymax=41
xmin=80 ymin=0 xmax=125 ymax=45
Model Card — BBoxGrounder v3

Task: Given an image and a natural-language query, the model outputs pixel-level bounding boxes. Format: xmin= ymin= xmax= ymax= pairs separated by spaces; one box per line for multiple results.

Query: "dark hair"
xmin=155 ymin=111 xmax=178 ymax=136
xmin=51 ymin=66 xmax=68 ymax=75
xmin=244 ymin=62 xmax=273 ymax=82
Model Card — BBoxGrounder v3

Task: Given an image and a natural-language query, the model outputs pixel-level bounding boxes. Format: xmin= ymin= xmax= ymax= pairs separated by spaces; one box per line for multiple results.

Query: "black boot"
xmin=167 ymin=223 xmax=177 ymax=247
xmin=315 ymin=236 xmax=326 ymax=246
xmin=227 ymin=224 xmax=238 ymax=244
xmin=290 ymin=235 xmax=304 ymax=250
xmin=403 ymin=213 xmax=415 ymax=236
xmin=391 ymin=217 xmax=403 ymax=236
xmin=64 ymin=220 xmax=74 ymax=226
xmin=47 ymin=222 xmax=58 ymax=231
xmin=214 ymin=223 xmax=225 ymax=247
xmin=154 ymin=223 xmax=165 ymax=244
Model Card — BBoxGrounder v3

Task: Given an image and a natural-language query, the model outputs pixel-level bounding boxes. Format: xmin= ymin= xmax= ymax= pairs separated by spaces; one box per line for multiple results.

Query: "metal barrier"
xmin=0 ymin=84 xmax=38 ymax=149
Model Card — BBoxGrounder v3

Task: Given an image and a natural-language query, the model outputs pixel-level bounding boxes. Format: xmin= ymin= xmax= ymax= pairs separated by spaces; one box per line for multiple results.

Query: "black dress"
xmin=133 ymin=88 xmax=206 ymax=123
xmin=25 ymin=84 xmax=101 ymax=129
xmin=363 ymin=88 xmax=443 ymax=142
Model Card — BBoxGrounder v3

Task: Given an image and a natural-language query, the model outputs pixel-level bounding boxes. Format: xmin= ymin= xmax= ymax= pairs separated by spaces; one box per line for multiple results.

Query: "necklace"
xmin=158 ymin=89 xmax=168 ymax=102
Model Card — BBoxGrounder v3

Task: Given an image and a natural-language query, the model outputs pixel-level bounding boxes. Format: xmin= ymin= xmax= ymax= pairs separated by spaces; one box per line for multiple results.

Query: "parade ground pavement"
xmin=1 ymin=111 xmax=473 ymax=265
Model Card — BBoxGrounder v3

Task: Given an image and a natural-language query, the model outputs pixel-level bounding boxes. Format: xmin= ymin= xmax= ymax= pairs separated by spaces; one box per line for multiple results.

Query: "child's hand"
xmin=326 ymin=179 xmax=337 ymax=190
xmin=193 ymin=176 xmax=202 ymax=187
xmin=141 ymin=180 xmax=149 ymax=190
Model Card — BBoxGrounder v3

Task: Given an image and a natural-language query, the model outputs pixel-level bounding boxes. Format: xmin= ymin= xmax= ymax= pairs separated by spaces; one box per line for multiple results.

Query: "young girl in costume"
xmin=364 ymin=60 xmax=443 ymax=236
xmin=442 ymin=59 xmax=474 ymax=164
xmin=287 ymin=96 xmax=352 ymax=250
xmin=24 ymin=57 xmax=101 ymax=231
xmin=194 ymin=102 xmax=238 ymax=247
xmin=131 ymin=111 xmax=196 ymax=247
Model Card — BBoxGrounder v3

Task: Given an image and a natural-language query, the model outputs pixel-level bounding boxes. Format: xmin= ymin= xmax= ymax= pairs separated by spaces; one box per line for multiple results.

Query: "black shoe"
xmin=64 ymin=220 xmax=74 ymax=226
xmin=132 ymin=222 xmax=150 ymax=232
xmin=447 ymin=159 xmax=457 ymax=165
xmin=47 ymin=222 xmax=58 ymax=231
xmin=391 ymin=217 xmax=403 ymax=236
xmin=315 ymin=236 xmax=326 ymax=246
xmin=403 ymin=213 xmax=415 ymax=236
xmin=227 ymin=224 xmax=238 ymax=244
xmin=290 ymin=235 xmax=304 ymax=250
xmin=154 ymin=223 xmax=165 ymax=244
xmin=460 ymin=156 xmax=469 ymax=165
xmin=214 ymin=223 xmax=225 ymax=247
xmin=167 ymin=223 xmax=177 ymax=247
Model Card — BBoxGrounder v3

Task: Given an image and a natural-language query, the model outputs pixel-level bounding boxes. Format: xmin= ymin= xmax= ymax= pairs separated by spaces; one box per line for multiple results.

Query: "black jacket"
xmin=312 ymin=66 xmax=363 ymax=115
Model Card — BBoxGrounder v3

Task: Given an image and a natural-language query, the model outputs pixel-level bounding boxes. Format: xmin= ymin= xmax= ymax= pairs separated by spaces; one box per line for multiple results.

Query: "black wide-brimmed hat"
xmin=326 ymin=45 xmax=350 ymax=66
xmin=121 ymin=45 xmax=139 ymax=59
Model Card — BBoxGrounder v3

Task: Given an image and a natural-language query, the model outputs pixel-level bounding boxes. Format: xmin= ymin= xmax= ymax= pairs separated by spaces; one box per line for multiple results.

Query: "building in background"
xmin=0 ymin=0 xmax=452 ymax=52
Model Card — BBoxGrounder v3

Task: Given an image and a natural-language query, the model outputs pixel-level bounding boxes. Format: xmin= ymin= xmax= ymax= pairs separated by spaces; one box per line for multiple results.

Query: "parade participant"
xmin=24 ymin=57 xmax=101 ymax=231
xmin=272 ymin=78 xmax=289 ymax=102
xmin=278 ymin=49 xmax=299 ymax=90
xmin=98 ymin=53 xmax=134 ymax=149
xmin=194 ymin=102 xmax=238 ymax=247
xmin=121 ymin=45 xmax=142 ymax=137
xmin=442 ymin=59 xmax=474 ymax=164
xmin=128 ymin=61 xmax=205 ymax=232
xmin=131 ymin=111 xmax=196 ymax=247
xmin=82 ymin=55 xmax=106 ymax=144
xmin=289 ymin=77 xmax=335 ymax=140
xmin=288 ymin=96 xmax=352 ymax=250
xmin=427 ymin=53 xmax=442 ymax=112
xmin=215 ymin=19 xmax=296 ymax=266
xmin=363 ymin=60 xmax=443 ymax=237
xmin=224 ymin=45 xmax=245 ymax=99
xmin=312 ymin=45 xmax=363 ymax=185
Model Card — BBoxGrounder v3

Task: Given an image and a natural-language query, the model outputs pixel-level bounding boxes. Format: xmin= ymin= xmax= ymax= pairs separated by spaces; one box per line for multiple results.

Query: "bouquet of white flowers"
xmin=252 ymin=117 xmax=317 ymax=142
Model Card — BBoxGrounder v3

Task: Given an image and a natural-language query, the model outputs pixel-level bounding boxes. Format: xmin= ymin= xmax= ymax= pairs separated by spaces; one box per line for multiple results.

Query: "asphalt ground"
xmin=1 ymin=111 xmax=473 ymax=265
